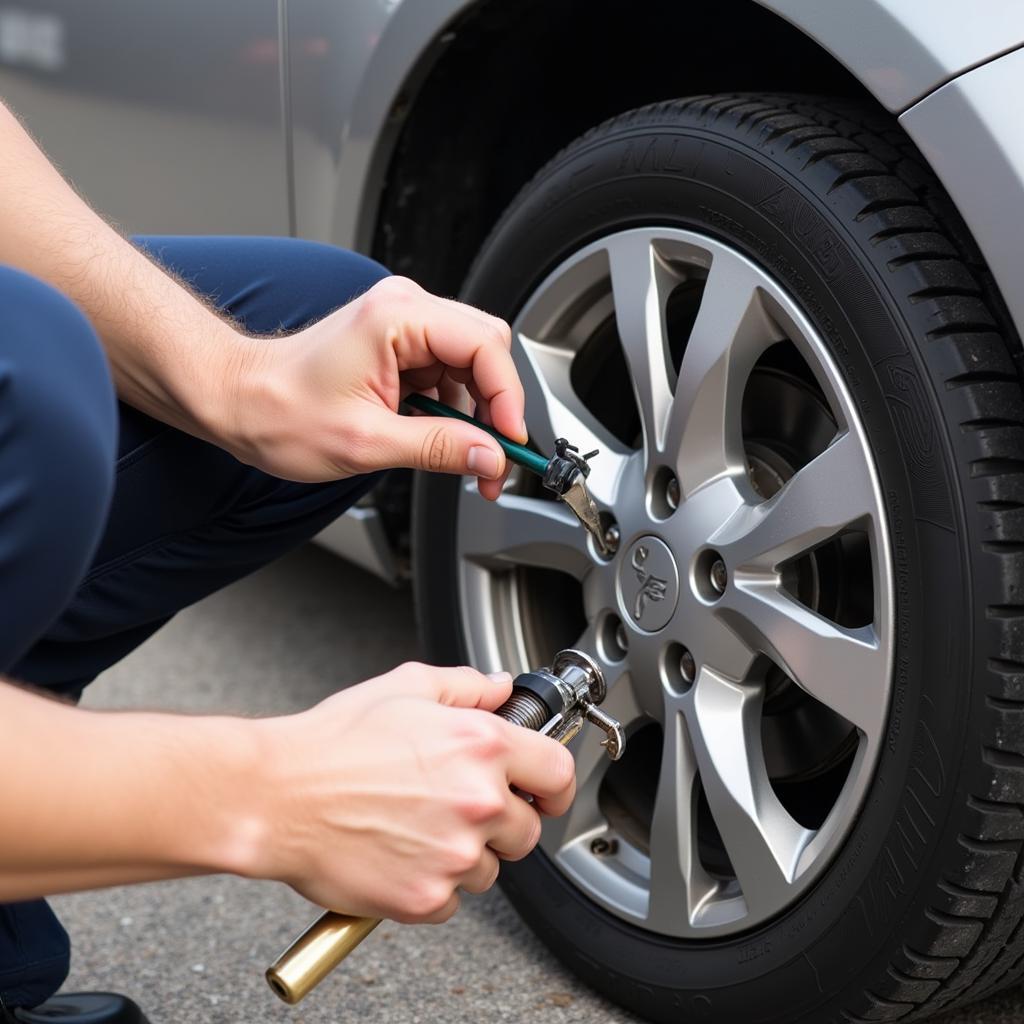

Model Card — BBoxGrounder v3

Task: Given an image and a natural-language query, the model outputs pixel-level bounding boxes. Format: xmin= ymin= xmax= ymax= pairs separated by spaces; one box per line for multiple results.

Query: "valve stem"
xmin=543 ymin=439 xmax=607 ymax=555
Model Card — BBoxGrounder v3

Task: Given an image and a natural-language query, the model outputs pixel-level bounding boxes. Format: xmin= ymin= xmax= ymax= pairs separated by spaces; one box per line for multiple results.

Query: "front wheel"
xmin=414 ymin=95 xmax=1024 ymax=1023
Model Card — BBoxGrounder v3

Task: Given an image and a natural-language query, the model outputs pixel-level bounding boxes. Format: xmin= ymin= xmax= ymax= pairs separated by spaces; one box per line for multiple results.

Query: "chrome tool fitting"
xmin=265 ymin=647 xmax=626 ymax=1003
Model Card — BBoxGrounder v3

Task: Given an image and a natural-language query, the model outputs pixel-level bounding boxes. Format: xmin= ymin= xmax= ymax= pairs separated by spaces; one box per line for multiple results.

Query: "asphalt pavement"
xmin=54 ymin=545 xmax=1024 ymax=1024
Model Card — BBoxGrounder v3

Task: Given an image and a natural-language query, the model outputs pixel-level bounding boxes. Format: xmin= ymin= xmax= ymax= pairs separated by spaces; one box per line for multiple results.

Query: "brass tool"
xmin=265 ymin=916 xmax=379 ymax=1004
xmin=265 ymin=648 xmax=625 ymax=1004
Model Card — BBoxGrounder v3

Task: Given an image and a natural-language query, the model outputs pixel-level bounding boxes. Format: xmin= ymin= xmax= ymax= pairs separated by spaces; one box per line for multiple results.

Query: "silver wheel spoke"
xmin=721 ymin=584 xmax=885 ymax=741
xmin=668 ymin=252 xmax=781 ymax=495
xmin=694 ymin=605 xmax=760 ymax=686
xmin=607 ymin=233 xmax=678 ymax=459
xmin=712 ymin=431 xmax=875 ymax=570
xmin=541 ymin=661 xmax=641 ymax=852
xmin=690 ymin=668 xmax=813 ymax=916
xmin=458 ymin=483 xmax=593 ymax=579
xmin=645 ymin=706 xmax=716 ymax=929
xmin=515 ymin=332 xmax=628 ymax=506
xmin=460 ymin=227 xmax=894 ymax=939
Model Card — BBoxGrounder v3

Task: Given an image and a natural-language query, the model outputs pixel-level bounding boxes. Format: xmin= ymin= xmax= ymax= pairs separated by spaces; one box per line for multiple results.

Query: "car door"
xmin=0 ymin=1 xmax=289 ymax=235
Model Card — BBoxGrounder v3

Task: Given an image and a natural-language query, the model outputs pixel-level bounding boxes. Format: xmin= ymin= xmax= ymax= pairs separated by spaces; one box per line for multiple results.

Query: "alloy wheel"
xmin=456 ymin=227 xmax=893 ymax=938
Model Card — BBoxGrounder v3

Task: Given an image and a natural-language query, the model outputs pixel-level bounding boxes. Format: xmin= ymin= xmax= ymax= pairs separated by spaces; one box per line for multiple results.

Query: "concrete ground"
xmin=53 ymin=546 xmax=1022 ymax=1024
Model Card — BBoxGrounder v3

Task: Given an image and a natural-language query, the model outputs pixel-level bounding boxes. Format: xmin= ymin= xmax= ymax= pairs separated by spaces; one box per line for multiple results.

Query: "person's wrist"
xmin=180 ymin=715 xmax=276 ymax=881
xmin=188 ymin=323 xmax=275 ymax=465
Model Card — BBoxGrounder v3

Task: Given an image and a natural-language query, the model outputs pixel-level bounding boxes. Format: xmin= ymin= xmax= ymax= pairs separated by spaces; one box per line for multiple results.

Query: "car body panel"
xmin=287 ymin=0 xmax=462 ymax=250
xmin=0 ymin=1 xmax=289 ymax=234
xmin=900 ymin=47 xmax=1024 ymax=343
xmin=757 ymin=0 xmax=1024 ymax=112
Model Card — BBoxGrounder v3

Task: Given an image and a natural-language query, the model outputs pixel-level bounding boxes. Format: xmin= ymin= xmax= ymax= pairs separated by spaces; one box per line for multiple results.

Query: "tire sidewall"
xmin=416 ymin=114 xmax=972 ymax=1023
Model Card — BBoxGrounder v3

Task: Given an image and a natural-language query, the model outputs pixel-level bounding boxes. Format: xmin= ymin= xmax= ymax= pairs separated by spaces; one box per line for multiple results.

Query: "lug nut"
xmin=666 ymin=475 xmax=681 ymax=511
xmin=590 ymin=836 xmax=619 ymax=856
xmin=679 ymin=647 xmax=696 ymax=685
xmin=709 ymin=558 xmax=727 ymax=595
xmin=603 ymin=523 xmax=621 ymax=555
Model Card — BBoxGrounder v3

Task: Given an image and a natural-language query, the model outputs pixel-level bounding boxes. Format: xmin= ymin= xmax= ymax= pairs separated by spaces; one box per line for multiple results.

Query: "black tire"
xmin=413 ymin=94 xmax=1024 ymax=1023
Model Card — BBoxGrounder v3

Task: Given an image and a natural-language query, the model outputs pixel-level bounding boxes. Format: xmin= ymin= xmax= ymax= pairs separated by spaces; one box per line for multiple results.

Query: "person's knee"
xmin=0 ymin=268 xmax=116 ymax=668
xmin=299 ymin=240 xmax=389 ymax=303
xmin=0 ymin=268 xmax=117 ymax=485
xmin=268 ymin=239 xmax=391 ymax=323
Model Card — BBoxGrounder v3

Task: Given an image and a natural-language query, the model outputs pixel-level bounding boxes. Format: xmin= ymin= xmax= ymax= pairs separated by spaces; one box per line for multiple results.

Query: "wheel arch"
xmin=340 ymin=0 xmax=1024 ymax=299
xmin=365 ymin=0 xmax=872 ymax=296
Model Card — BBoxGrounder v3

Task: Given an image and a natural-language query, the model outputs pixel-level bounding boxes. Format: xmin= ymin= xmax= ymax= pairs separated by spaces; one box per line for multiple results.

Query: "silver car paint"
xmin=757 ymin=0 xmax=1024 ymax=112
xmin=287 ymin=0 xmax=447 ymax=248
xmin=0 ymin=2 xmax=290 ymax=235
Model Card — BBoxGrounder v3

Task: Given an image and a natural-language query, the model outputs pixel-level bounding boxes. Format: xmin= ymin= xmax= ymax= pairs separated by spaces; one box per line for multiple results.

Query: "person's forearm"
xmin=0 ymin=102 xmax=526 ymax=489
xmin=0 ymin=679 xmax=264 ymax=901
xmin=0 ymin=665 xmax=574 ymax=921
xmin=0 ymin=102 xmax=248 ymax=444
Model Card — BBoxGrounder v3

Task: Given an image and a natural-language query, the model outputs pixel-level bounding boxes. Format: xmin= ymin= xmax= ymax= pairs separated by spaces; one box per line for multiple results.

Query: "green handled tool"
xmin=404 ymin=392 xmax=609 ymax=555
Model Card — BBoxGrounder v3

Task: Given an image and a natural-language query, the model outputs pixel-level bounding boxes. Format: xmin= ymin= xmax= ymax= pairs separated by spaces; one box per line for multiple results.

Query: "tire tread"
xmin=462 ymin=92 xmax=1024 ymax=1023
xmin=600 ymin=94 xmax=1024 ymax=1023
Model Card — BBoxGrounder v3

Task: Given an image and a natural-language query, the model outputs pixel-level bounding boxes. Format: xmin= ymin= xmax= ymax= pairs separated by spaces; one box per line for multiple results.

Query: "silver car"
xmin=6 ymin=2 xmax=1024 ymax=1021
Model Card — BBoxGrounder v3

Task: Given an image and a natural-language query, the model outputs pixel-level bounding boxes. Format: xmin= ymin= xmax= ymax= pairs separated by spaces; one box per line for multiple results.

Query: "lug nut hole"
xmin=649 ymin=466 xmax=680 ymax=520
xmin=600 ymin=613 xmax=628 ymax=661
xmin=662 ymin=641 xmax=697 ymax=695
xmin=693 ymin=548 xmax=728 ymax=603
xmin=596 ymin=512 xmax=620 ymax=560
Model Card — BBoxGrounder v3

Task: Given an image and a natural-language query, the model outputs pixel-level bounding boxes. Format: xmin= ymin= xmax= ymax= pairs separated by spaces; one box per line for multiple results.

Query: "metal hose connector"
xmin=495 ymin=690 xmax=550 ymax=731
xmin=265 ymin=650 xmax=616 ymax=1005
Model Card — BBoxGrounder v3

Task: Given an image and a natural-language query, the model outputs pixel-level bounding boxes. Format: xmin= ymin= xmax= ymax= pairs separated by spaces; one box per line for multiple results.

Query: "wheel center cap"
xmin=617 ymin=535 xmax=679 ymax=632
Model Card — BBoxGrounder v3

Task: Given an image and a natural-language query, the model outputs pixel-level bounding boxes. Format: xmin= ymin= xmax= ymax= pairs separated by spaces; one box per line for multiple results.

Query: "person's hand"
xmin=247 ymin=663 xmax=576 ymax=923
xmin=226 ymin=276 xmax=524 ymax=501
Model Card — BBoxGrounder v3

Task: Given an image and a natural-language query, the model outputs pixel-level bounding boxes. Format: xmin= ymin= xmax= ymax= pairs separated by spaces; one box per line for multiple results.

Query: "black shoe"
xmin=11 ymin=994 xmax=148 ymax=1024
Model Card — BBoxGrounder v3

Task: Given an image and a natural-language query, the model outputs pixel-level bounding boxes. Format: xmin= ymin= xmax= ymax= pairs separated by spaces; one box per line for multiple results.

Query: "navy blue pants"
xmin=0 ymin=237 xmax=388 ymax=1008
